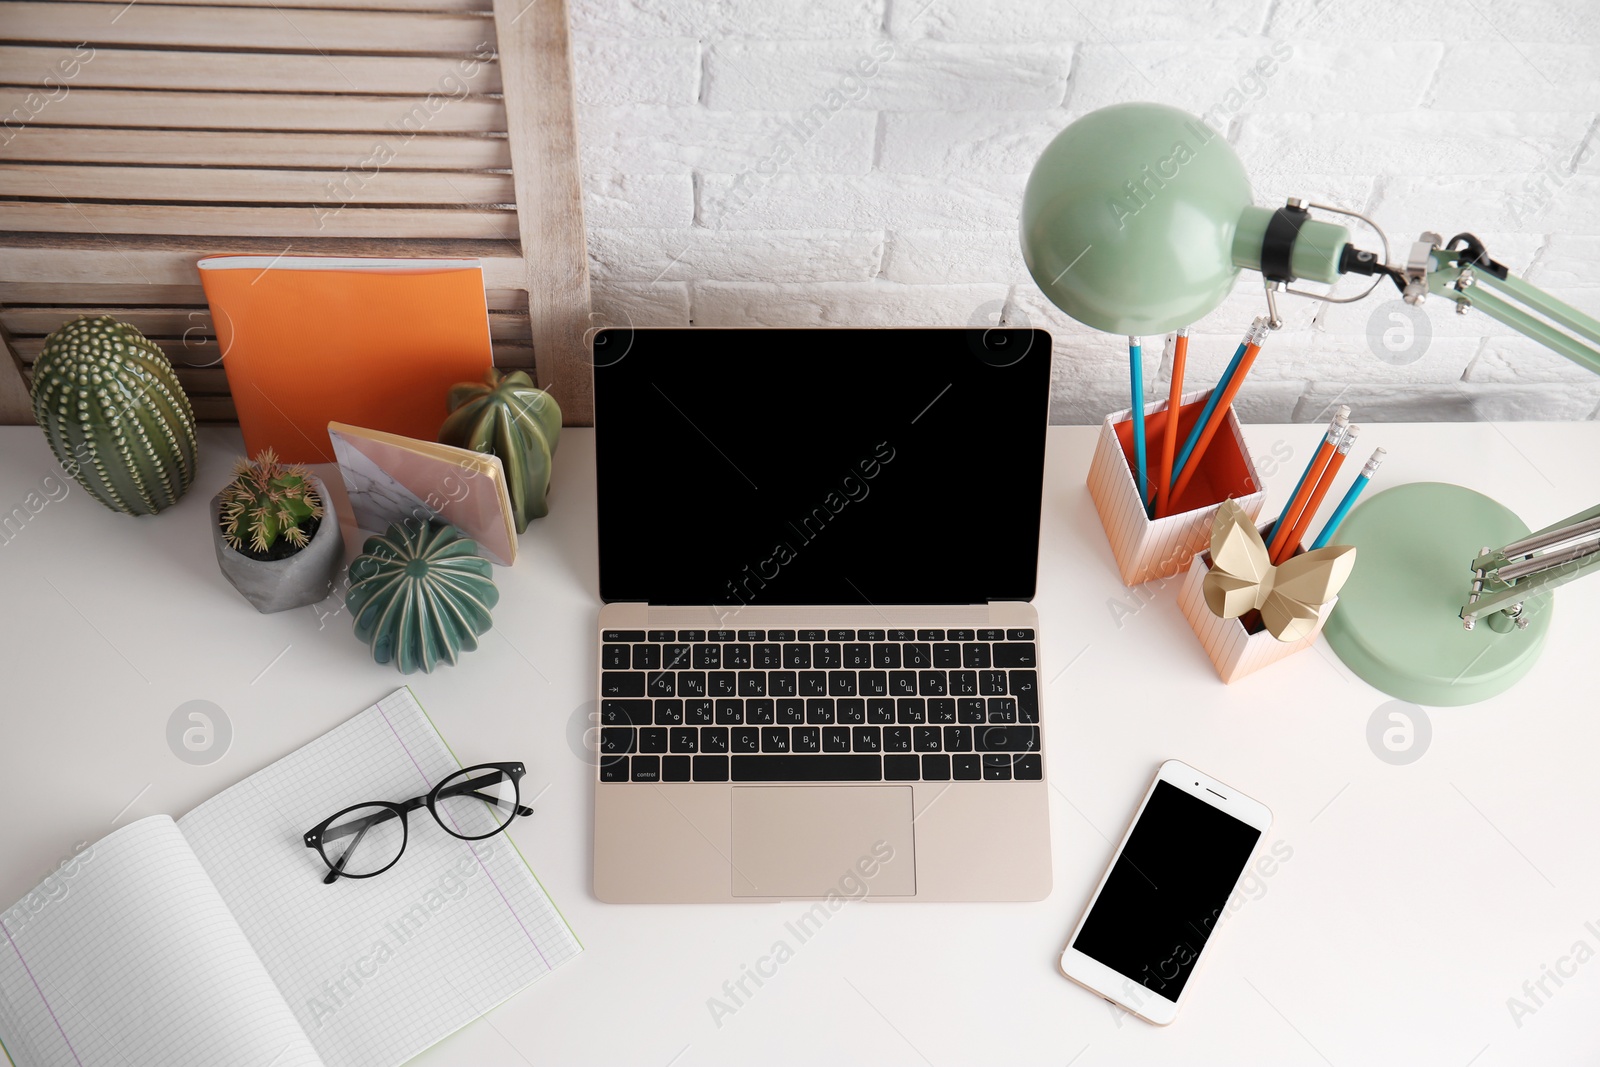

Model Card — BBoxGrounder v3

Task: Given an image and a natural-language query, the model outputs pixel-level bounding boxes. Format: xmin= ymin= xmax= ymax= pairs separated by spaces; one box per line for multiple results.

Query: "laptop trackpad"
xmin=730 ymin=786 xmax=916 ymax=898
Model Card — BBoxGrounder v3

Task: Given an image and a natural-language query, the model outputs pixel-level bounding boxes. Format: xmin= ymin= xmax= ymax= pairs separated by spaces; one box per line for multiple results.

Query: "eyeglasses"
xmin=303 ymin=762 xmax=533 ymax=884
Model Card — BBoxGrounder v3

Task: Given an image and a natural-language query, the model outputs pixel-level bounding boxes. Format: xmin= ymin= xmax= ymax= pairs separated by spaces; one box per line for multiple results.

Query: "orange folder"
xmin=198 ymin=256 xmax=494 ymax=463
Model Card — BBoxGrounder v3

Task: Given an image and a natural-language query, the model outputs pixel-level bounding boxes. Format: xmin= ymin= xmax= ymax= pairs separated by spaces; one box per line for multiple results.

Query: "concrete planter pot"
xmin=211 ymin=474 xmax=343 ymax=613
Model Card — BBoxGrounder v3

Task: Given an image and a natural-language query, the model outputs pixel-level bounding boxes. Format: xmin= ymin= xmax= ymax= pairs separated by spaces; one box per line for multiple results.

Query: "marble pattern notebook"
xmin=329 ymin=422 xmax=518 ymax=566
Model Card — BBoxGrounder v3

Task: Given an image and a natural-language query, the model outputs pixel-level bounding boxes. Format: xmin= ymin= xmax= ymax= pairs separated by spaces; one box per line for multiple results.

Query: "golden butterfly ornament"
xmin=1202 ymin=499 xmax=1357 ymax=643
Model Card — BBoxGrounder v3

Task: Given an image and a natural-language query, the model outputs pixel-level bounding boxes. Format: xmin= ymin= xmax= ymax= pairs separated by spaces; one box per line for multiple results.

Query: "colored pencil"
xmin=1310 ymin=447 xmax=1386 ymax=550
xmin=1265 ymin=405 xmax=1350 ymax=543
xmin=1170 ymin=321 xmax=1258 ymax=488
xmin=1277 ymin=425 xmax=1359 ymax=564
xmin=1266 ymin=413 xmax=1347 ymax=563
xmin=1168 ymin=318 xmax=1268 ymax=507
xmin=1155 ymin=328 xmax=1188 ymax=519
xmin=1129 ymin=335 xmax=1149 ymax=510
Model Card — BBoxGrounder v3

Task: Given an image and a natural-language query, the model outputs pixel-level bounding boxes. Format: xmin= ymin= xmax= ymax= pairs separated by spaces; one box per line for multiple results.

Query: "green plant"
xmin=347 ymin=520 xmax=499 ymax=674
xmin=30 ymin=314 xmax=199 ymax=515
xmin=218 ymin=448 xmax=325 ymax=557
xmin=438 ymin=368 xmax=560 ymax=533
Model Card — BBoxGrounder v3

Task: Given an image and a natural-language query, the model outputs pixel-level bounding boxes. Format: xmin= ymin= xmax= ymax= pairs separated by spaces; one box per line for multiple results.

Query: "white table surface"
xmin=2 ymin=421 xmax=1598 ymax=1067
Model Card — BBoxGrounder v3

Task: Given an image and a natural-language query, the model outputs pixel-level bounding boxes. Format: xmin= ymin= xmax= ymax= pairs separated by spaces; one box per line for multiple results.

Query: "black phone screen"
xmin=1072 ymin=781 xmax=1261 ymax=1001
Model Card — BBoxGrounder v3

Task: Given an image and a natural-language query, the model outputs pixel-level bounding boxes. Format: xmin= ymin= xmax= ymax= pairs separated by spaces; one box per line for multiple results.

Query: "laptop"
xmin=592 ymin=327 xmax=1054 ymax=903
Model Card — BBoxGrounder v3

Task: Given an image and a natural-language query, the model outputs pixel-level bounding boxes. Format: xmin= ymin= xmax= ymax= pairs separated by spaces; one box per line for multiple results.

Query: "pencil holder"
xmin=1175 ymin=536 xmax=1337 ymax=684
xmin=1086 ymin=388 xmax=1265 ymax=586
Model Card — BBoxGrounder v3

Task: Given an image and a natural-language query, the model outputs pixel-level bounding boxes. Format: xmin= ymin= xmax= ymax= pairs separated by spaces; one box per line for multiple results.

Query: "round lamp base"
xmin=1322 ymin=483 xmax=1551 ymax=706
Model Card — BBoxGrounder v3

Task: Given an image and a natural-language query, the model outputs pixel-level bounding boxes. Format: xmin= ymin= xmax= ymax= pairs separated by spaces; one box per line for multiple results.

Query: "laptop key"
xmin=987 ymin=697 xmax=1017 ymax=723
xmin=844 ymin=643 xmax=872 ymax=668
xmin=761 ymin=727 xmax=790 ymax=752
xmin=806 ymin=698 xmax=835 ymax=724
xmin=602 ymin=644 xmax=630 ymax=669
xmin=933 ymin=643 xmax=961 ymax=668
xmin=601 ymin=699 xmax=651 ymax=725
xmin=701 ymin=727 xmax=729 ymax=753
xmin=602 ymin=672 xmax=646 ymax=698
xmin=769 ymin=671 xmax=797 ymax=696
xmin=678 ymin=630 xmax=707 ymax=642
xmin=948 ymin=629 xmax=975 ymax=641
xmin=860 ymin=671 xmax=888 ymax=696
xmin=827 ymin=629 xmax=856 ymax=641
xmin=982 ymin=754 xmax=1012 ymax=780
xmin=815 ymin=643 xmax=841 ymax=669
xmin=738 ymin=671 xmax=766 ymax=696
xmin=709 ymin=630 xmax=736 ymax=641
xmin=916 ymin=629 xmax=945 ymax=641
xmin=962 ymin=643 xmax=991 ymax=668
xmin=918 ymin=670 xmax=947 ymax=696
xmin=928 ymin=698 xmax=956 ymax=724
xmin=669 ymin=728 xmax=698 ymax=753
xmin=836 ymin=699 xmax=866 ymax=725
xmin=725 ymin=643 xmax=752 ymax=669
xmin=904 ymin=643 xmax=932 ymax=668
xmin=767 ymin=629 xmax=796 ymax=642
xmin=857 ymin=629 xmax=886 ymax=641
xmin=783 ymin=644 xmax=811 ymax=669
xmin=890 ymin=671 xmax=917 ymax=696
xmin=1014 ymin=754 xmax=1043 ymax=780
xmin=957 ymin=698 xmax=986 ymax=724
xmin=600 ymin=727 xmax=636 ymax=755
xmin=852 ymin=726 xmax=882 ymax=753
xmin=922 ymin=754 xmax=951 ymax=781
xmin=776 ymin=698 xmax=805 ymax=725
xmin=913 ymin=727 xmax=942 ymax=752
xmin=754 ymin=643 xmax=782 ymax=668
xmin=715 ymin=699 xmax=744 ymax=725
xmin=1007 ymin=628 xmax=1035 ymax=641
xmin=737 ymin=629 xmax=765 ymax=642
xmin=978 ymin=628 xmax=1005 ymax=641
xmin=693 ymin=754 xmax=729 ymax=782
xmin=944 ymin=725 xmax=973 ymax=752
xmin=663 ymin=643 xmax=692 ymax=669
xmin=731 ymin=727 xmax=761 ymax=753
xmin=798 ymin=629 xmax=826 ymax=642
xmin=888 ymin=629 xmax=915 ymax=641
xmin=732 ymin=755 xmax=881 ymax=782
xmin=822 ymin=727 xmax=851 ymax=752
xmin=679 ymin=672 xmax=707 ymax=697
xmin=663 ymin=755 xmax=692 ymax=782
xmin=799 ymin=671 xmax=827 ymax=697
xmin=646 ymin=672 xmax=675 ymax=697
xmin=980 ymin=670 xmax=1007 ymax=696
xmin=974 ymin=725 xmax=1039 ymax=752
xmin=655 ymin=699 xmax=684 ymax=725
xmin=793 ymin=726 xmax=821 ymax=753
xmin=638 ymin=728 xmax=668 ymax=753
xmin=602 ymin=630 xmax=645 ymax=642
xmin=873 ymin=643 xmax=902 ymax=668
xmin=686 ymin=700 xmax=715 ymax=725
xmin=692 ymin=644 xmax=721 ymax=669
xmin=633 ymin=644 xmax=661 ymax=669
xmin=711 ymin=672 xmax=737 ymax=697
xmin=632 ymin=756 xmax=661 ymax=783
xmin=647 ymin=629 xmax=674 ymax=642
xmin=993 ymin=643 xmax=1036 ymax=668
xmin=1010 ymin=670 xmax=1039 ymax=722
xmin=600 ymin=759 xmax=627 ymax=783
xmin=951 ymin=671 xmax=978 ymax=696
xmin=867 ymin=698 xmax=895 ymax=724
xmin=828 ymin=671 xmax=857 ymax=696
xmin=885 ymin=754 xmax=920 ymax=781
xmin=952 ymin=754 xmax=982 ymax=780
xmin=883 ymin=727 xmax=912 ymax=752
xmin=746 ymin=699 xmax=775 ymax=725
xmin=896 ymin=698 xmax=925 ymax=724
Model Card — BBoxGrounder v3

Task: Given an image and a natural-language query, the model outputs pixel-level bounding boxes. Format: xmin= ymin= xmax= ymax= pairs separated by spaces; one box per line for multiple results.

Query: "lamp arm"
xmin=1463 ymin=502 xmax=1600 ymax=631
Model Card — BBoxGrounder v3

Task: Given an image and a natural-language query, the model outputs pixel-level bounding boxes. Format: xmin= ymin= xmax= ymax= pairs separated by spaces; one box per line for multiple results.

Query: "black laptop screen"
xmin=593 ymin=328 xmax=1051 ymax=606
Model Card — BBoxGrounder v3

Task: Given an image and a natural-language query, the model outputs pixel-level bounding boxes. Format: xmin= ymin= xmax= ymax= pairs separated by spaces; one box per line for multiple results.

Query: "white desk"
xmin=2 ymin=422 xmax=1598 ymax=1066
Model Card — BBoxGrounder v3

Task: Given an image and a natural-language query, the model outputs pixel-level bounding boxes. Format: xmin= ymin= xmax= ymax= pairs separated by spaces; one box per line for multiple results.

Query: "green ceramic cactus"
xmin=346 ymin=520 xmax=499 ymax=674
xmin=30 ymin=314 xmax=199 ymax=515
xmin=438 ymin=368 xmax=560 ymax=533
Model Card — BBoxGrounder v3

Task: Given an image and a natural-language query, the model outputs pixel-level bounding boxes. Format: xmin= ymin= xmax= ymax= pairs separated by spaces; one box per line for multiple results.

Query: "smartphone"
xmin=1059 ymin=760 xmax=1272 ymax=1025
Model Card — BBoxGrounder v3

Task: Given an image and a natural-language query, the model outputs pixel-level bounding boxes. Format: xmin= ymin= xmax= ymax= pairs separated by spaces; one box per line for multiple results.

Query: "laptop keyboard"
xmin=597 ymin=628 xmax=1041 ymax=784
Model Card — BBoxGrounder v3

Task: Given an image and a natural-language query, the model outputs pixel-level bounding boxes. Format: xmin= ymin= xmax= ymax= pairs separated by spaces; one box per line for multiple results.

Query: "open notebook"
xmin=0 ymin=689 xmax=580 ymax=1067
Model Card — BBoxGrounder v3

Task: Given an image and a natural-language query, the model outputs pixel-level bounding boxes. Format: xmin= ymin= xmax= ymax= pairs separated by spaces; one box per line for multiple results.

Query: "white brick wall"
xmin=569 ymin=0 xmax=1600 ymax=422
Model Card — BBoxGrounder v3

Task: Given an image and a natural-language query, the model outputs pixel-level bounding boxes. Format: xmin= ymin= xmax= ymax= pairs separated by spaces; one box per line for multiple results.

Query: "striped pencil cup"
xmin=1175 ymin=538 xmax=1336 ymax=684
xmin=1086 ymin=388 xmax=1266 ymax=587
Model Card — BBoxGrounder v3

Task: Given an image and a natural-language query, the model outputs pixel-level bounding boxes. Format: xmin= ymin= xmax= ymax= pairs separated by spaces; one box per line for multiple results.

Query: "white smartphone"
xmin=1059 ymin=760 xmax=1272 ymax=1025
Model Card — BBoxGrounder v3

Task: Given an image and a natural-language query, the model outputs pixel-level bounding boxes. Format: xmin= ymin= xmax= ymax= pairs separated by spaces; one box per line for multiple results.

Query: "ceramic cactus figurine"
xmin=217 ymin=448 xmax=324 ymax=557
xmin=438 ymin=368 xmax=560 ymax=533
xmin=30 ymin=314 xmax=199 ymax=515
xmin=346 ymin=519 xmax=499 ymax=674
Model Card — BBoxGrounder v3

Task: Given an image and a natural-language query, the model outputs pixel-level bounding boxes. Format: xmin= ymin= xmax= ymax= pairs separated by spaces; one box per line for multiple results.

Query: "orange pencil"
xmin=1267 ymin=415 xmax=1347 ymax=563
xmin=1276 ymin=425 xmax=1359 ymax=563
xmin=1154 ymin=327 xmax=1188 ymax=519
xmin=1168 ymin=319 xmax=1268 ymax=507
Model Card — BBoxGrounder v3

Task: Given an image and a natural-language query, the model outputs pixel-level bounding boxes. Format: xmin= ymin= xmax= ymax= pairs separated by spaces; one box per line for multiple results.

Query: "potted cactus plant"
xmin=210 ymin=449 xmax=343 ymax=613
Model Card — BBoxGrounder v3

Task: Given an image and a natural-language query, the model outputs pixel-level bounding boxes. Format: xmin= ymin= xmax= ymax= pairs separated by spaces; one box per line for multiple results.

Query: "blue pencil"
xmin=1129 ymin=335 xmax=1149 ymax=509
xmin=1266 ymin=407 xmax=1349 ymax=542
xmin=1311 ymin=447 xmax=1386 ymax=549
xmin=1169 ymin=319 xmax=1260 ymax=488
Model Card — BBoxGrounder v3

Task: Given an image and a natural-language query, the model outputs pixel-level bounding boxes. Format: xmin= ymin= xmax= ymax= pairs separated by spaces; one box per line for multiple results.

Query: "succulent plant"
xmin=346 ymin=519 xmax=499 ymax=674
xmin=218 ymin=448 xmax=325 ymax=557
xmin=30 ymin=314 xmax=199 ymax=515
xmin=438 ymin=368 xmax=560 ymax=533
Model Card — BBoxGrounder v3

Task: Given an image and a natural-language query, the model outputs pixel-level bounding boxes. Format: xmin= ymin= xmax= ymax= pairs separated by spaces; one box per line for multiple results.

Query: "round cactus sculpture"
xmin=346 ymin=520 xmax=499 ymax=674
xmin=30 ymin=314 xmax=198 ymax=515
xmin=438 ymin=368 xmax=560 ymax=533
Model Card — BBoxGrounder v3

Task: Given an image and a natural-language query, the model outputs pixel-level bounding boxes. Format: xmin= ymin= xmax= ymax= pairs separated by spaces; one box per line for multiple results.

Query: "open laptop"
xmin=592 ymin=327 xmax=1053 ymax=903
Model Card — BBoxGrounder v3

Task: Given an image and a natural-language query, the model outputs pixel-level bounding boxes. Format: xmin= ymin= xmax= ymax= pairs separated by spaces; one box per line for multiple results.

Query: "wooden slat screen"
xmin=0 ymin=0 xmax=592 ymax=425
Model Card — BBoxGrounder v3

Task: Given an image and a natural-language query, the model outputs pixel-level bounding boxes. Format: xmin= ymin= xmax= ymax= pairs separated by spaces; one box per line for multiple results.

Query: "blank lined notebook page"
xmin=0 ymin=816 xmax=324 ymax=1067
xmin=177 ymin=688 xmax=581 ymax=1067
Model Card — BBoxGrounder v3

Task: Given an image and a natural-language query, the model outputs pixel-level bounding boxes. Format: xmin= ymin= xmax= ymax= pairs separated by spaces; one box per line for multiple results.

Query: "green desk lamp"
xmin=1022 ymin=102 xmax=1600 ymax=705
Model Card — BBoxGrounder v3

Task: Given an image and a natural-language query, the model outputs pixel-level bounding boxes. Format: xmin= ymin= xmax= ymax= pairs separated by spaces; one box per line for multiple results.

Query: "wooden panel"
xmin=5 ymin=4 xmax=496 ymax=55
xmin=0 ymin=90 xmax=506 ymax=132
xmin=494 ymin=0 xmax=592 ymax=425
xmin=0 ymin=46 xmax=503 ymax=95
xmin=1 ymin=340 xmax=32 ymax=424
xmin=0 ymin=128 xmax=513 ymax=170
xmin=2 ymin=306 xmax=531 ymax=341
xmin=14 ymin=337 xmax=535 ymax=368
xmin=1 ymin=165 xmax=515 ymax=205
xmin=0 ymin=281 xmax=530 ymax=311
xmin=0 ymin=237 xmax=529 ymax=289
xmin=59 ymin=0 xmax=491 ymax=10
xmin=0 ymin=202 xmax=520 ymax=240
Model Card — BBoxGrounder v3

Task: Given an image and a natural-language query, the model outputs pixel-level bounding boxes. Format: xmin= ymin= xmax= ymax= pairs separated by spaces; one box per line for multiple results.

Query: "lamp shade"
xmin=1021 ymin=103 xmax=1254 ymax=335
